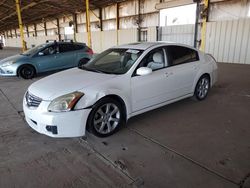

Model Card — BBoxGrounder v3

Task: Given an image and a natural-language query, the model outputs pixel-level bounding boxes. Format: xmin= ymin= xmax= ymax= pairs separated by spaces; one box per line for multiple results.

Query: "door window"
xmin=166 ymin=46 xmax=199 ymax=66
xmin=59 ymin=43 xmax=75 ymax=53
xmin=136 ymin=48 xmax=166 ymax=72
xmin=40 ymin=45 xmax=57 ymax=56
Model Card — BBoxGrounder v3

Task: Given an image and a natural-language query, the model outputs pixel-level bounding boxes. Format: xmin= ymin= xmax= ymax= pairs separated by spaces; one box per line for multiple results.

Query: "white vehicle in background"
xmin=23 ymin=42 xmax=218 ymax=138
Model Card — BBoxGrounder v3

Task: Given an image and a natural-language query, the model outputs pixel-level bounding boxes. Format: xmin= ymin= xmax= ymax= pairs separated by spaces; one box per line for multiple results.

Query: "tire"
xmin=194 ymin=75 xmax=210 ymax=101
xmin=18 ymin=65 xmax=36 ymax=79
xmin=87 ymin=97 xmax=124 ymax=137
xmin=78 ymin=58 xmax=89 ymax=68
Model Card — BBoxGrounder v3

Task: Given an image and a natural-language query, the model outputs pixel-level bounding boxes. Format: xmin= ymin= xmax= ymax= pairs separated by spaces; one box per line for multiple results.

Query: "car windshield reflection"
xmin=80 ymin=48 xmax=143 ymax=74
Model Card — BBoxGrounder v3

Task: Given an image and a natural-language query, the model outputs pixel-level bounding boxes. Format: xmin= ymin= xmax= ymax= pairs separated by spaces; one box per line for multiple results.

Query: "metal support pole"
xmin=138 ymin=0 xmax=141 ymax=42
xmin=26 ymin=26 xmax=29 ymax=37
xmin=44 ymin=22 xmax=47 ymax=36
xmin=194 ymin=1 xmax=200 ymax=48
xmin=56 ymin=18 xmax=61 ymax=41
xmin=200 ymin=0 xmax=209 ymax=51
xmin=85 ymin=0 xmax=92 ymax=48
xmin=14 ymin=29 xmax=17 ymax=38
xmin=99 ymin=8 xmax=103 ymax=31
xmin=15 ymin=0 xmax=27 ymax=51
xmin=34 ymin=24 xmax=37 ymax=37
xmin=73 ymin=13 xmax=78 ymax=42
xmin=10 ymin=30 xmax=13 ymax=38
xmin=116 ymin=3 xmax=119 ymax=45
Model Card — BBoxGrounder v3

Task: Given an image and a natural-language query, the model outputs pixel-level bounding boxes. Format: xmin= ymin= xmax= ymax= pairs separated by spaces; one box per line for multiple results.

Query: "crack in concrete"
xmin=78 ymin=138 xmax=137 ymax=187
xmin=0 ymin=89 xmax=21 ymax=118
xmin=128 ymin=127 xmax=239 ymax=186
xmin=239 ymin=173 xmax=250 ymax=188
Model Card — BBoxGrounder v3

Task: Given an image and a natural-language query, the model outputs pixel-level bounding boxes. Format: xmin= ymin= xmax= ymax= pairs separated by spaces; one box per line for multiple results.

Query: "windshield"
xmin=22 ymin=44 xmax=48 ymax=56
xmin=81 ymin=48 xmax=143 ymax=74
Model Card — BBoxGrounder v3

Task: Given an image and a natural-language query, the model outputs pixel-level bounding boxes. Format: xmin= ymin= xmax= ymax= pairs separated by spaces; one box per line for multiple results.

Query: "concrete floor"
xmin=0 ymin=47 xmax=249 ymax=188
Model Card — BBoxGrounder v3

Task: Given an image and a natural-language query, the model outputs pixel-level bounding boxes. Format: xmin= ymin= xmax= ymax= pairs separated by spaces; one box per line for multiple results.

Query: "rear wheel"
xmin=18 ymin=65 xmax=36 ymax=79
xmin=87 ymin=98 xmax=124 ymax=137
xmin=194 ymin=75 xmax=210 ymax=100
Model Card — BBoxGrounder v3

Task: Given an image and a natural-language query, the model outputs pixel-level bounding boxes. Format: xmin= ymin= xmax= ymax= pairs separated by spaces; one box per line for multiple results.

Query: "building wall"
xmin=3 ymin=0 xmax=159 ymax=53
xmin=205 ymin=18 xmax=250 ymax=64
xmin=4 ymin=28 xmax=142 ymax=53
xmin=159 ymin=24 xmax=195 ymax=46
xmin=3 ymin=0 xmax=250 ymax=64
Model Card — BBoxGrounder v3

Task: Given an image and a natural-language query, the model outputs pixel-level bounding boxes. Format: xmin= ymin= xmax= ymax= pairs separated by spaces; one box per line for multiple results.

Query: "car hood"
xmin=0 ymin=54 xmax=29 ymax=64
xmin=28 ymin=68 xmax=117 ymax=100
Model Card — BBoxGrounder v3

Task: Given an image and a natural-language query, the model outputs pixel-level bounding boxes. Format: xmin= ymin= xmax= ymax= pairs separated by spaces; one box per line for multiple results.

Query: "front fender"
xmin=16 ymin=61 xmax=39 ymax=74
xmin=75 ymin=88 xmax=131 ymax=119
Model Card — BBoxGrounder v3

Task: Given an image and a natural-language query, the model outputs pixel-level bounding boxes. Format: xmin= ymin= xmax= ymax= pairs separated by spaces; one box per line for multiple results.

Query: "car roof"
xmin=113 ymin=41 xmax=186 ymax=50
xmin=112 ymin=41 xmax=198 ymax=51
xmin=46 ymin=41 xmax=86 ymax=46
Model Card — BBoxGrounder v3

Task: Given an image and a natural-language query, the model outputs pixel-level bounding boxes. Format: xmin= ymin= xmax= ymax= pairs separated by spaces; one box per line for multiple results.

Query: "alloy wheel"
xmin=93 ymin=103 xmax=121 ymax=135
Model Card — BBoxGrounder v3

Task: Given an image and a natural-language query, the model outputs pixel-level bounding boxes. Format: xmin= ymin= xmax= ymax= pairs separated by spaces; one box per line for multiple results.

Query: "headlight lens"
xmin=1 ymin=61 xmax=15 ymax=67
xmin=48 ymin=91 xmax=84 ymax=112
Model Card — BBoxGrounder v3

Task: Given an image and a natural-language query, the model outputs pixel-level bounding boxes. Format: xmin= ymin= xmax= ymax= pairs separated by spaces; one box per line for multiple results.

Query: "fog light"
xmin=46 ymin=125 xmax=58 ymax=134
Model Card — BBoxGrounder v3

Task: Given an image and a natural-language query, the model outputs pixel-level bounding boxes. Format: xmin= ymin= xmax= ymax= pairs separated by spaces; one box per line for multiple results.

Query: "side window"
xmin=59 ymin=44 xmax=75 ymax=53
xmin=41 ymin=45 xmax=57 ymax=56
xmin=74 ymin=44 xmax=84 ymax=50
xmin=167 ymin=46 xmax=199 ymax=66
xmin=137 ymin=48 xmax=165 ymax=71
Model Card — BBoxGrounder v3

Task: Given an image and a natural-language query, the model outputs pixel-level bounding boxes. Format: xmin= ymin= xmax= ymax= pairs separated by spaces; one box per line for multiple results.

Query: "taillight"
xmin=87 ymin=48 xmax=93 ymax=55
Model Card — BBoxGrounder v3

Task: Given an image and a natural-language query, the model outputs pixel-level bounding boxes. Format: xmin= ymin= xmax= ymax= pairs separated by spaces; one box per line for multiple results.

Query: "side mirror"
xmin=136 ymin=67 xmax=152 ymax=76
xmin=38 ymin=52 xmax=44 ymax=56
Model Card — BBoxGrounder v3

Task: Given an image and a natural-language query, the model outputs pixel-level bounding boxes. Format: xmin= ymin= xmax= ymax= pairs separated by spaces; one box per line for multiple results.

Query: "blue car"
xmin=0 ymin=41 xmax=93 ymax=79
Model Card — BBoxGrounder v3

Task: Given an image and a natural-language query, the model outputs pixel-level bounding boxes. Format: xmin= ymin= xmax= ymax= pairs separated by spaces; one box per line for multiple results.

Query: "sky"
xmin=160 ymin=4 xmax=197 ymax=26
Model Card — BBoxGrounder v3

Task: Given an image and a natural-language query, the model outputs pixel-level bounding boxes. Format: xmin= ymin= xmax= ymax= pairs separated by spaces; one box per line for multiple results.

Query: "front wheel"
xmin=18 ymin=65 xmax=36 ymax=79
xmin=87 ymin=98 xmax=124 ymax=137
xmin=194 ymin=75 xmax=210 ymax=100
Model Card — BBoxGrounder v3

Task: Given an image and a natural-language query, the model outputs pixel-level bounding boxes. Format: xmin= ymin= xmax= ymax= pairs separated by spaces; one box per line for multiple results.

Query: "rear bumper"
xmin=23 ymin=99 xmax=91 ymax=138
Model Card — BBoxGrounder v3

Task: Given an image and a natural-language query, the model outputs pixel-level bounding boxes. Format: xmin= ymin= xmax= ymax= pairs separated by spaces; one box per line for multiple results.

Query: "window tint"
xmin=41 ymin=44 xmax=58 ymax=55
xmin=137 ymin=48 xmax=165 ymax=71
xmin=74 ymin=44 xmax=85 ymax=50
xmin=59 ymin=43 xmax=75 ymax=53
xmin=167 ymin=46 xmax=199 ymax=66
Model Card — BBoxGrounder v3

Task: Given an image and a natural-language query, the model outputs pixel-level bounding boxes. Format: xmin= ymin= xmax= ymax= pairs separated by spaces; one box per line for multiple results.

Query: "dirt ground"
xmin=0 ymin=47 xmax=249 ymax=188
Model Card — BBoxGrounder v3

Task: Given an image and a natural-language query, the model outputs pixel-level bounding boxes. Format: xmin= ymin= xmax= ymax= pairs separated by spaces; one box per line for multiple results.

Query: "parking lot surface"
xmin=0 ymin=48 xmax=249 ymax=188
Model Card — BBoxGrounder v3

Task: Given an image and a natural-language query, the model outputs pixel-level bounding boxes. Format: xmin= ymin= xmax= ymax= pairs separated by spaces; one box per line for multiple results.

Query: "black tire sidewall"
xmin=194 ymin=75 xmax=210 ymax=101
xmin=18 ymin=65 xmax=35 ymax=79
xmin=87 ymin=97 xmax=124 ymax=137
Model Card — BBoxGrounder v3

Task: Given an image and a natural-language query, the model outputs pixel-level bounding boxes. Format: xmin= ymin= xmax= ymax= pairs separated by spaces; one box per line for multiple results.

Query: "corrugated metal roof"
xmin=0 ymin=0 xmax=125 ymax=33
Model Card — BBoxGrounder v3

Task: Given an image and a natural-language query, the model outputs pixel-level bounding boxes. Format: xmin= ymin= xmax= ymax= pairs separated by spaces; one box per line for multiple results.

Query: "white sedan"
xmin=23 ymin=42 xmax=217 ymax=138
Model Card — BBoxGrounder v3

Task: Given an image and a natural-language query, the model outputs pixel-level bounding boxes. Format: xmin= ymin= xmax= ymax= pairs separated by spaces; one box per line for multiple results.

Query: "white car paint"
xmin=23 ymin=42 xmax=218 ymax=137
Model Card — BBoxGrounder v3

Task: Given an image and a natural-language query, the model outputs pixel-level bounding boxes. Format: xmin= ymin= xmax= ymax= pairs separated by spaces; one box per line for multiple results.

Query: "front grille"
xmin=25 ymin=92 xmax=42 ymax=108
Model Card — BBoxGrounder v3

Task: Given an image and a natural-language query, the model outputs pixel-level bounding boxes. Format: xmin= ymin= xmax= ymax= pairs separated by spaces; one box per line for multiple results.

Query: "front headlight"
xmin=48 ymin=91 xmax=84 ymax=112
xmin=1 ymin=61 xmax=16 ymax=67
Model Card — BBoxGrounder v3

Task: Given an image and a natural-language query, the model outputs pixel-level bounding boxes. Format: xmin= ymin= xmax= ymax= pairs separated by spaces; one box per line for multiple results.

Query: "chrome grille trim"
xmin=25 ymin=92 xmax=42 ymax=108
